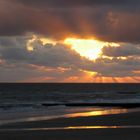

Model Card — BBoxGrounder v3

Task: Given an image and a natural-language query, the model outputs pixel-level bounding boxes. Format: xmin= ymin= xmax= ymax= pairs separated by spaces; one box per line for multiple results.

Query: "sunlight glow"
xmin=64 ymin=38 xmax=105 ymax=60
xmin=64 ymin=38 xmax=120 ymax=60
xmin=27 ymin=35 xmax=57 ymax=52
xmin=26 ymin=35 xmax=37 ymax=52
xmin=40 ymin=37 xmax=56 ymax=45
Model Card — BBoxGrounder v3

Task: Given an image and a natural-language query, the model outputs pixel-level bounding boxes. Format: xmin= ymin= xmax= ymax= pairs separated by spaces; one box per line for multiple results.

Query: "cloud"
xmin=0 ymin=0 xmax=140 ymax=42
xmin=90 ymin=57 xmax=140 ymax=77
xmin=0 ymin=35 xmax=140 ymax=81
xmin=0 ymin=36 xmax=89 ymax=68
xmin=0 ymin=63 xmax=85 ymax=82
xmin=102 ymin=44 xmax=140 ymax=57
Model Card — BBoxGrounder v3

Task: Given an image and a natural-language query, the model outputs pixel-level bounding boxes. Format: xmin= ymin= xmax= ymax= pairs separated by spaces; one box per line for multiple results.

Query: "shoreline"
xmin=0 ymin=107 xmax=139 ymax=127
xmin=42 ymin=103 xmax=140 ymax=107
xmin=1 ymin=108 xmax=140 ymax=128
xmin=0 ymin=107 xmax=140 ymax=139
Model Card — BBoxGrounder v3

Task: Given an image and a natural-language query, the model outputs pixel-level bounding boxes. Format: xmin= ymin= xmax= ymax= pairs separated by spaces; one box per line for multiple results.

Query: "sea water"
xmin=0 ymin=83 xmax=140 ymax=125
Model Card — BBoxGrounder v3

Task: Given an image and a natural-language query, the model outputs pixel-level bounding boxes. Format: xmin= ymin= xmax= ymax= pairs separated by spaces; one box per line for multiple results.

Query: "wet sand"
xmin=0 ymin=128 xmax=140 ymax=140
xmin=0 ymin=108 xmax=140 ymax=140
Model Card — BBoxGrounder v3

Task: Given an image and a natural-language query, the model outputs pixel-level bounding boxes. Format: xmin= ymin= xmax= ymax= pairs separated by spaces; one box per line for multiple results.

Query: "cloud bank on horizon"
xmin=0 ymin=0 xmax=140 ymax=82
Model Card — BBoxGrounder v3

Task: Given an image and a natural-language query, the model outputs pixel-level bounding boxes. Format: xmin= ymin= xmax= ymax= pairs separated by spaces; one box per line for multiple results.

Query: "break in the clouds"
xmin=0 ymin=0 xmax=140 ymax=42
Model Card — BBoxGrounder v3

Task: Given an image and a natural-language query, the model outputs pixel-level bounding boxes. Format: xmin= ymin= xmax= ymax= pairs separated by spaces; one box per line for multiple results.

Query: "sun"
xmin=64 ymin=38 xmax=106 ymax=60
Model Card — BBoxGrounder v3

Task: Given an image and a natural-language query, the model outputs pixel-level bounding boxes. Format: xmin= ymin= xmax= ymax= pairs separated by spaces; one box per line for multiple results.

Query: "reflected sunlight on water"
xmin=0 ymin=108 xmax=139 ymax=126
xmin=65 ymin=108 xmax=129 ymax=118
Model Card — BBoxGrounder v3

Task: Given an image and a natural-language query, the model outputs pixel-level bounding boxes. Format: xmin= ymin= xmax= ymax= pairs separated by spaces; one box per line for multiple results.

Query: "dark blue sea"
xmin=0 ymin=83 xmax=140 ymax=125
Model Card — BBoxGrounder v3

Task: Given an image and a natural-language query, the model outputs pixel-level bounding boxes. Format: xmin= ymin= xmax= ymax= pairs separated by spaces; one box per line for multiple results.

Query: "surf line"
xmin=1 ymin=125 xmax=140 ymax=131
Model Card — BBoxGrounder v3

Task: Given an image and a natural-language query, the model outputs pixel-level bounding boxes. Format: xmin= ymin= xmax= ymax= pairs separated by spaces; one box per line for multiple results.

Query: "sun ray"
xmin=112 ymin=77 xmax=118 ymax=83
xmin=132 ymin=77 xmax=140 ymax=82
xmin=92 ymin=76 xmax=98 ymax=83
xmin=93 ymin=76 xmax=99 ymax=83
xmin=98 ymin=76 xmax=103 ymax=83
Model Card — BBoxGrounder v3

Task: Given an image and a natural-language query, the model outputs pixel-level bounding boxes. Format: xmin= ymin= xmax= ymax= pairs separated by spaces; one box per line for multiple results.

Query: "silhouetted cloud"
xmin=102 ymin=44 xmax=140 ymax=57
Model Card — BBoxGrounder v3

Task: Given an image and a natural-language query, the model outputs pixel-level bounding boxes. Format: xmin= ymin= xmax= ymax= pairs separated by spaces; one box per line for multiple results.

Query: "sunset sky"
xmin=0 ymin=0 xmax=140 ymax=82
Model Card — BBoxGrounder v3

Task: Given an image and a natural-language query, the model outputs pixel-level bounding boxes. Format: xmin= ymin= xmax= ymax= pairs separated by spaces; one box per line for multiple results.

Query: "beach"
xmin=0 ymin=107 xmax=140 ymax=140
xmin=0 ymin=83 xmax=140 ymax=140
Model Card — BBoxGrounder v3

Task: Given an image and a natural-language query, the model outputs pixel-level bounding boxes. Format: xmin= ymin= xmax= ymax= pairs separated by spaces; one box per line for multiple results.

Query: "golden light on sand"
xmin=64 ymin=38 xmax=106 ymax=60
xmin=65 ymin=108 xmax=128 ymax=118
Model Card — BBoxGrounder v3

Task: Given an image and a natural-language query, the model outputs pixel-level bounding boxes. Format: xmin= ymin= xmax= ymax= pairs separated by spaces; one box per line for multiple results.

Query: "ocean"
xmin=0 ymin=83 xmax=140 ymax=125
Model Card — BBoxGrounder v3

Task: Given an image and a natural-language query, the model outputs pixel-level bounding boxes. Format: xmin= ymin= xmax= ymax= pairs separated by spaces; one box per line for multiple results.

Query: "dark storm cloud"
xmin=102 ymin=44 xmax=140 ymax=57
xmin=0 ymin=0 xmax=140 ymax=42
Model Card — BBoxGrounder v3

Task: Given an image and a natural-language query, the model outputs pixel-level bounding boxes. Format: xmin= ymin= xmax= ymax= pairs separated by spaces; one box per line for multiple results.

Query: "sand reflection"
xmin=0 ymin=108 xmax=138 ymax=126
xmin=1 ymin=125 xmax=140 ymax=131
xmin=65 ymin=108 xmax=128 ymax=118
